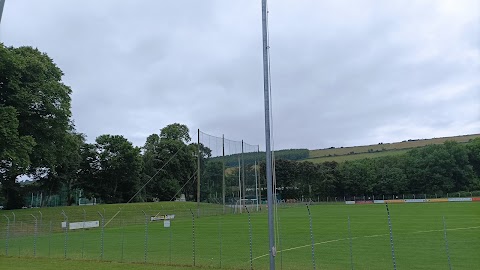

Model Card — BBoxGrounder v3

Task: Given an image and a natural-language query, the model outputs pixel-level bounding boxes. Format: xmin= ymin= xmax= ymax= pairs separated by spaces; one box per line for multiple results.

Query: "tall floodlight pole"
xmin=0 ymin=0 xmax=5 ymax=25
xmin=261 ymin=0 xmax=275 ymax=269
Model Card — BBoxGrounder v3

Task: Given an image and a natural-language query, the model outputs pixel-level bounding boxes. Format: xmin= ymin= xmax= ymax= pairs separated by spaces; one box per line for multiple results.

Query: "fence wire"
xmin=0 ymin=201 xmax=479 ymax=270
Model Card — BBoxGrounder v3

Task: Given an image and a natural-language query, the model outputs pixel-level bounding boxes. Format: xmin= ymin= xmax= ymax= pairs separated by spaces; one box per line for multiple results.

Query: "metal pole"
xmin=255 ymin=160 xmax=259 ymax=211
xmin=98 ymin=211 xmax=105 ymax=260
xmin=245 ymin=206 xmax=254 ymax=270
xmin=257 ymin=146 xmax=262 ymax=210
xmin=61 ymin=210 xmax=68 ymax=259
xmin=189 ymin=209 xmax=196 ymax=266
xmin=385 ymin=204 xmax=397 ymax=270
xmin=0 ymin=0 xmax=5 ymax=25
xmin=348 ymin=216 xmax=354 ymax=270
xmin=261 ymin=0 xmax=275 ymax=268
xmin=238 ymin=157 xmax=242 ymax=213
xmin=82 ymin=209 xmax=86 ymax=259
xmin=218 ymin=215 xmax=222 ymax=268
xmin=242 ymin=140 xmax=245 ymax=203
xmin=3 ymin=215 xmax=9 ymax=256
xmin=443 ymin=216 xmax=452 ymax=270
xmin=141 ymin=210 xmax=148 ymax=263
xmin=306 ymin=204 xmax=316 ymax=270
xmin=31 ymin=214 xmax=38 ymax=257
xmin=222 ymin=134 xmax=226 ymax=214
xmin=197 ymin=129 xmax=201 ymax=211
xmin=38 ymin=211 xmax=43 ymax=230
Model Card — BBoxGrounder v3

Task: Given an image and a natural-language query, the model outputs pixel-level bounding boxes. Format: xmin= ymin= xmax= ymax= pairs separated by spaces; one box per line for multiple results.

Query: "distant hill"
xmin=303 ymin=133 xmax=480 ymax=163
xmin=208 ymin=134 xmax=480 ymax=165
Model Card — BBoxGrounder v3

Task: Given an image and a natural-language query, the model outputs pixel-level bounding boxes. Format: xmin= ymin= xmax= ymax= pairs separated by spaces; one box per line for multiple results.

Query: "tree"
xmin=141 ymin=124 xmax=197 ymax=201
xmin=81 ymin=135 xmax=142 ymax=204
xmin=0 ymin=106 xmax=35 ymax=208
xmin=467 ymin=138 xmax=480 ymax=189
xmin=0 ymin=44 xmax=73 ymax=208
xmin=160 ymin=123 xmax=191 ymax=143
xmin=45 ymin=132 xmax=85 ymax=206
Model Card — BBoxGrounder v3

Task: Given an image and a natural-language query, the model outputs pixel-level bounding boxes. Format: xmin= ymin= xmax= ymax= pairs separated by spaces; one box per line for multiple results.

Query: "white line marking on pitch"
xmin=251 ymin=225 xmax=480 ymax=262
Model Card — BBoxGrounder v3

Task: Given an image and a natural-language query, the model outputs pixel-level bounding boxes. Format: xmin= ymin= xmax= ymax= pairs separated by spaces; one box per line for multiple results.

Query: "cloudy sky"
xmin=2 ymin=0 xmax=479 ymax=150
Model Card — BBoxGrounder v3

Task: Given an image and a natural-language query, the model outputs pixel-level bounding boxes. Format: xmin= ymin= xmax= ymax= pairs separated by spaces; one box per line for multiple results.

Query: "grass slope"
xmin=305 ymin=133 xmax=480 ymax=163
xmin=1 ymin=202 xmax=479 ymax=269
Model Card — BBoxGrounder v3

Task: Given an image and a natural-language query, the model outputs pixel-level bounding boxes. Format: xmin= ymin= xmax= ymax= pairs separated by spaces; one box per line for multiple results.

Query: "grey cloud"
xmin=2 ymin=0 xmax=478 ymax=150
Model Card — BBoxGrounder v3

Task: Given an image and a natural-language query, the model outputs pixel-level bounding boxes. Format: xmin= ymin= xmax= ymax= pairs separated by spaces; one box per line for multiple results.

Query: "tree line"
xmin=258 ymin=139 xmax=480 ymax=200
xmin=0 ymin=45 xmax=202 ymax=209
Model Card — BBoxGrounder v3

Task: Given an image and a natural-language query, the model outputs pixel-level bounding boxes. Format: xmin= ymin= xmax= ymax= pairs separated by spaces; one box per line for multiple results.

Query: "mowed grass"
xmin=1 ymin=202 xmax=479 ymax=269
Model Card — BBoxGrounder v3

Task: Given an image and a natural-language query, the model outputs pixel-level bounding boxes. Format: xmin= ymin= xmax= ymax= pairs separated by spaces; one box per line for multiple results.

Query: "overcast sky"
xmin=1 ymin=0 xmax=479 ymax=150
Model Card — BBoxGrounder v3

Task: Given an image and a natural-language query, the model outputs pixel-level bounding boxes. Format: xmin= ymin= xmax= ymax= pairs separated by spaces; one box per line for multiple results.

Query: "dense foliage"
xmin=260 ymin=139 xmax=480 ymax=200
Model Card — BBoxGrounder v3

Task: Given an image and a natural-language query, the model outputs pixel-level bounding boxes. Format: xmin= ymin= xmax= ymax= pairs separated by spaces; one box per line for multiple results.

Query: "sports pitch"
xmin=1 ymin=202 xmax=479 ymax=269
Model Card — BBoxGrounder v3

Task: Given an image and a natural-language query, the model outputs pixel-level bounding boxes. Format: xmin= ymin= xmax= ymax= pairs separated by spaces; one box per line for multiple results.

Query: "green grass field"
xmin=1 ymin=202 xmax=479 ymax=269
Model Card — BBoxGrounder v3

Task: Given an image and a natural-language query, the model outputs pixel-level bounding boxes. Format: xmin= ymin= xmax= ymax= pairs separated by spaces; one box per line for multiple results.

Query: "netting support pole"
xmin=257 ymin=146 xmax=262 ymax=210
xmin=242 ymin=140 xmax=246 ymax=204
xmin=222 ymin=134 xmax=226 ymax=214
xmin=238 ymin=157 xmax=242 ymax=213
xmin=197 ymin=129 xmax=201 ymax=217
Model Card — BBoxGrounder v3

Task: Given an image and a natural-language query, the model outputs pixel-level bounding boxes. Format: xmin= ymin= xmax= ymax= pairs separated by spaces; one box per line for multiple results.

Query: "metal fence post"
xmin=38 ymin=211 xmax=43 ymax=230
xmin=245 ymin=206 xmax=253 ymax=270
xmin=61 ymin=210 xmax=68 ymax=259
xmin=142 ymin=210 xmax=148 ymax=263
xmin=443 ymin=216 xmax=452 ymax=270
xmin=385 ymin=203 xmax=397 ymax=270
xmin=82 ymin=209 xmax=86 ymax=259
xmin=348 ymin=216 xmax=354 ymax=270
xmin=48 ymin=221 xmax=52 ymax=257
xmin=189 ymin=209 xmax=196 ymax=266
xmin=31 ymin=214 xmax=38 ymax=257
xmin=120 ymin=208 xmax=125 ymax=263
xmin=98 ymin=211 xmax=105 ymax=260
xmin=218 ymin=215 xmax=222 ymax=269
xmin=306 ymin=204 xmax=317 ymax=270
xmin=169 ymin=224 xmax=172 ymax=265
xmin=3 ymin=215 xmax=9 ymax=256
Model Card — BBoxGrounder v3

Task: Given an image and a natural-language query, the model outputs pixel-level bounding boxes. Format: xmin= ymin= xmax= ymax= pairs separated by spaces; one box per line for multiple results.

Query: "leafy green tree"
xmin=371 ymin=156 xmax=408 ymax=195
xmin=0 ymin=106 xmax=35 ymax=208
xmin=443 ymin=140 xmax=476 ymax=191
xmin=45 ymin=132 xmax=85 ymax=206
xmin=82 ymin=135 xmax=142 ymax=203
xmin=467 ymin=138 xmax=480 ymax=189
xmin=0 ymin=44 xmax=73 ymax=208
xmin=142 ymin=124 xmax=197 ymax=201
xmin=340 ymin=159 xmax=375 ymax=196
xmin=406 ymin=144 xmax=455 ymax=194
xmin=160 ymin=123 xmax=191 ymax=143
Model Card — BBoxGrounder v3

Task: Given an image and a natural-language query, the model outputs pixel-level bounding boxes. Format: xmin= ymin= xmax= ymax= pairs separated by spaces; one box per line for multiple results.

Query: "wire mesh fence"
xmin=198 ymin=130 xmax=261 ymax=213
xmin=0 ymin=201 xmax=478 ymax=269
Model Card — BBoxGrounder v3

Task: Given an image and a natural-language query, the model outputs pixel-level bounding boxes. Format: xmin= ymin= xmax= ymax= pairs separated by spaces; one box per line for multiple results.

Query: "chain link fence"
xmin=1 ymin=201 xmax=478 ymax=269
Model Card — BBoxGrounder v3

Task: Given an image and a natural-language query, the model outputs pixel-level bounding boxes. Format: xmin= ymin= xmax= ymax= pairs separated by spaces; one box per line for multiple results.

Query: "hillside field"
xmin=305 ymin=133 xmax=480 ymax=163
xmin=1 ymin=201 xmax=479 ymax=269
